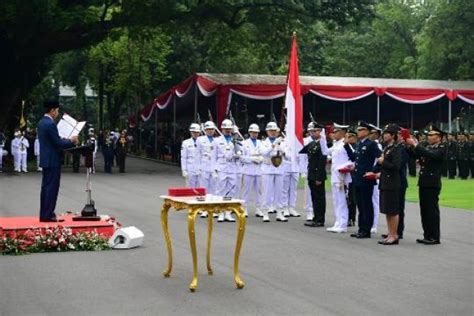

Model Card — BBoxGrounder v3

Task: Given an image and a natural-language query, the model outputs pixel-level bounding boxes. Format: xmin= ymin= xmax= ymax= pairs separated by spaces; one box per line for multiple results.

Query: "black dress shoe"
xmin=351 ymin=232 xmax=370 ymax=238
xmin=304 ymin=222 xmax=324 ymax=227
xmin=40 ymin=218 xmax=65 ymax=223
xmin=417 ymin=238 xmax=440 ymax=245
xmin=378 ymin=239 xmax=399 ymax=245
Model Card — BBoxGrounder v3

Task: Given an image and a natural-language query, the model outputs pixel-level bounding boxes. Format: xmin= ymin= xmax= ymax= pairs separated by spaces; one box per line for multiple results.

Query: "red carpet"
xmin=0 ymin=214 xmax=118 ymax=238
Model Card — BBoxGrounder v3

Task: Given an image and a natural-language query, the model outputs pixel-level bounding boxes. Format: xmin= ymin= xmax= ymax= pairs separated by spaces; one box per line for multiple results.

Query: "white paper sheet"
xmin=57 ymin=114 xmax=86 ymax=138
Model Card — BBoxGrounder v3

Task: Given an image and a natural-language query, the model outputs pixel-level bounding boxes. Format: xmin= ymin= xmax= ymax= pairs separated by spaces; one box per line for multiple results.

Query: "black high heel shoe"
xmin=378 ymin=239 xmax=399 ymax=245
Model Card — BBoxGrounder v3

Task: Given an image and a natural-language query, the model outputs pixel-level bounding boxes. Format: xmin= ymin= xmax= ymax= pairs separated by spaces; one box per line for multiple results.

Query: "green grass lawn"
xmin=405 ymin=177 xmax=474 ymax=210
xmin=298 ymin=176 xmax=474 ymax=211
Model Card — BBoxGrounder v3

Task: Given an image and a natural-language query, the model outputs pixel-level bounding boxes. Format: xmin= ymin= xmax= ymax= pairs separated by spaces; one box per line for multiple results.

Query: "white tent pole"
xmin=194 ymin=84 xmax=198 ymax=121
xmin=448 ymin=100 xmax=452 ymax=132
xmin=173 ymin=94 xmax=176 ymax=141
xmin=377 ymin=96 xmax=380 ymax=127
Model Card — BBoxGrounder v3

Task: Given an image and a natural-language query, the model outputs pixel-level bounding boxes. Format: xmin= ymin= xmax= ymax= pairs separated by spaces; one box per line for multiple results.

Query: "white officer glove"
xmin=196 ymin=170 xmax=202 ymax=176
xmin=233 ymin=151 xmax=242 ymax=159
xmin=182 ymin=170 xmax=188 ymax=178
xmin=212 ymin=170 xmax=218 ymax=179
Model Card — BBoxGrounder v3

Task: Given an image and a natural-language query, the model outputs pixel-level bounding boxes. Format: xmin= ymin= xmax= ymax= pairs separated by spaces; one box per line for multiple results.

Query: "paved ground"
xmin=0 ymin=156 xmax=473 ymax=316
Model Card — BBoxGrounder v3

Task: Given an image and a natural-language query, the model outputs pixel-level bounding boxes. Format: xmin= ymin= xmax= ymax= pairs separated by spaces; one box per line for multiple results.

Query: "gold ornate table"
xmin=159 ymin=195 xmax=246 ymax=292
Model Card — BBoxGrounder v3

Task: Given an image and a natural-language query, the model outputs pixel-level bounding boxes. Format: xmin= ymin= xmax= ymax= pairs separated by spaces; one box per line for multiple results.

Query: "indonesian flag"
xmin=284 ymin=33 xmax=304 ymax=164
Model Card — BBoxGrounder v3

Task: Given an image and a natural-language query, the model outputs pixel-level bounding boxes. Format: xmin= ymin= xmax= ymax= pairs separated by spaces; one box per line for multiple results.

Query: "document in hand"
xmin=57 ymin=113 xmax=86 ymax=138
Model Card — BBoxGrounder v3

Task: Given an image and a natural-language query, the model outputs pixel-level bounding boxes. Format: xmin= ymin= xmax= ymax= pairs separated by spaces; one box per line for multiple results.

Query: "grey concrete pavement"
xmin=0 ymin=156 xmax=473 ymax=315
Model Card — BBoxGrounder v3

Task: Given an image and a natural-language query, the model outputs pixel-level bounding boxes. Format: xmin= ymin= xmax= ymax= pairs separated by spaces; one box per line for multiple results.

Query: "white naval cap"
xmin=189 ymin=123 xmax=201 ymax=133
xmin=203 ymin=121 xmax=216 ymax=130
xmin=265 ymin=122 xmax=278 ymax=131
xmin=248 ymin=123 xmax=260 ymax=133
xmin=221 ymin=119 xmax=233 ymax=129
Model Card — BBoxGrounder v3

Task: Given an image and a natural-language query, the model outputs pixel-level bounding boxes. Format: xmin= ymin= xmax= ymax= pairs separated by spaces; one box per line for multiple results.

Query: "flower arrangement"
xmin=0 ymin=226 xmax=110 ymax=255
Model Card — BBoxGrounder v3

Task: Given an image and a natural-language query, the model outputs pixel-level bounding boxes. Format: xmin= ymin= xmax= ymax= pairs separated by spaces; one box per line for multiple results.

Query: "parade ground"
xmin=0 ymin=157 xmax=473 ymax=316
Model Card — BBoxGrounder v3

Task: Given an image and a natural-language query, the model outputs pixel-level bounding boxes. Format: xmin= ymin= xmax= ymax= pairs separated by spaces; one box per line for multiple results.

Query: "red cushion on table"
xmin=168 ymin=187 xmax=206 ymax=196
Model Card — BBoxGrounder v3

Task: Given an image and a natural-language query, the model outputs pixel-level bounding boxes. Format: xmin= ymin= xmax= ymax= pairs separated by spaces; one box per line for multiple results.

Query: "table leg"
xmin=188 ymin=208 xmax=199 ymax=292
xmin=230 ymin=206 xmax=246 ymax=289
xmin=161 ymin=202 xmax=172 ymax=277
xmin=206 ymin=210 xmax=214 ymax=275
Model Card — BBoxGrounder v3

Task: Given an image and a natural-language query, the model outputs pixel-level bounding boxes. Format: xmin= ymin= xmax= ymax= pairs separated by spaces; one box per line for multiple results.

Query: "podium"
xmin=66 ymin=143 xmax=101 ymax=221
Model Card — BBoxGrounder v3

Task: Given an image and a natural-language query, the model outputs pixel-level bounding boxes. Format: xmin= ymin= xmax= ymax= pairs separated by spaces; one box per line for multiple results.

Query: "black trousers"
xmin=397 ymin=186 xmax=407 ymax=237
xmin=103 ymin=152 xmax=113 ymax=173
xmin=72 ymin=153 xmax=80 ymax=173
xmin=471 ymin=160 xmax=474 ymax=178
xmin=355 ymin=185 xmax=374 ymax=234
xmin=447 ymin=159 xmax=457 ymax=179
xmin=441 ymin=159 xmax=448 ymax=177
xmin=308 ymin=179 xmax=326 ymax=224
xmin=408 ymin=157 xmax=417 ymax=177
xmin=458 ymin=159 xmax=469 ymax=179
xmin=347 ymin=183 xmax=357 ymax=222
xmin=117 ymin=153 xmax=126 ymax=173
xmin=419 ymin=187 xmax=441 ymax=241
xmin=40 ymin=167 xmax=61 ymax=220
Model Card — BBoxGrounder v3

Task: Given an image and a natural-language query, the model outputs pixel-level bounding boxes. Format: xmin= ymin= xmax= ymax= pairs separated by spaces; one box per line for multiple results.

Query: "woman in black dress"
xmin=368 ymin=124 xmax=402 ymax=245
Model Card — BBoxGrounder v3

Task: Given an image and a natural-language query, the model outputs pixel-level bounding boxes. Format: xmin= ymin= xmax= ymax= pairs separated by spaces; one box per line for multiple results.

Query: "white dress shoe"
xmin=200 ymin=211 xmax=208 ymax=218
xmin=224 ymin=212 xmax=235 ymax=222
xmin=306 ymin=214 xmax=314 ymax=221
xmin=213 ymin=213 xmax=219 ymax=218
xmin=218 ymin=213 xmax=225 ymax=222
xmin=255 ymin=209 xmax=264 ymax=217
xmin=276 ymin=210 xmax=288 ymax=222
xmin=283 ymin=208 xmax=290 ymax=217
xmin=371 ymin=228 xmax=377 ymax=234
xmin=333 ymin=228 xmax=347 ymax=233
xmin=262 ymin=214 xmax=270 ymax=222
xmin=326 ymin=226 xmax=337 ymax=232
xmin=289 ymin=208 xmax=301 ymax=217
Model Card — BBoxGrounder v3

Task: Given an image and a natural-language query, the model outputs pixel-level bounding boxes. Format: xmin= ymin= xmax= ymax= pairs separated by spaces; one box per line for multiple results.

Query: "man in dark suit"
xmin=406 ymin=126 xmax=445 ymax=245
xmin=38 ymin=101 xmax=78 ymax=222
xmin=347 ymin=121 xmax=381 ymax=238
xmin=300 ymin=122 xmax=327 ymax=227
xmin=446 ymin=133 xmax=457 ymax=179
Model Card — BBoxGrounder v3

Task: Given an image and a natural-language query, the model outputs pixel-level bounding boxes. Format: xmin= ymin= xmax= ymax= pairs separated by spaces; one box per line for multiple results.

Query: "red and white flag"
xmin=284 ymin=32 xmax=304 ymax=163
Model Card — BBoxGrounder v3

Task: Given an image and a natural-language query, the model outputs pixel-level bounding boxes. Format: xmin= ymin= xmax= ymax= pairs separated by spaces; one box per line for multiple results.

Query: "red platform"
xmin=0 ymin=214 xmax=117 ymax=238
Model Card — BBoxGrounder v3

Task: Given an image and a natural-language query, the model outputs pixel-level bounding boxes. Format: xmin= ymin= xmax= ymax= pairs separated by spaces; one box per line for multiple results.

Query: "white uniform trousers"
xmin=217 ymin=172 xmax=237 ymax=198
xmin=372 ymin=181 xmax=380 ymax=230
xmin=282 ymin=172 xmax=298 ymax=209
xmin=242 ymin=174 xmax=262 ymax=211
xmin=0 ymin=148 xmax=3 ymax=170
xmin=331 ymin=184 xmax=349 ymax=229
xmin=199 ymin=171 xmax=216 ymax=195
xmin=261 ymin=174 xmax=283 ymax=210
xmin=186 ymin=174 xmax=200 ymax=188
xmin=235 ymin=173 xmax=243 ymax=199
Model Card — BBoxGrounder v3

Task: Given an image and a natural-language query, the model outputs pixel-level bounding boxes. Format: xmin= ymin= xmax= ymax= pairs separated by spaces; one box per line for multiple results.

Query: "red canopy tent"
xmin=140 ymin=73 xmax=474 ymax=137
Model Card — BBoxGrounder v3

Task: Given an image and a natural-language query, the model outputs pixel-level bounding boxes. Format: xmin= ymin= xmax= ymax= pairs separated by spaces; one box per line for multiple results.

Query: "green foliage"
xmin=417 ymin=0 xmax=474 ymax=80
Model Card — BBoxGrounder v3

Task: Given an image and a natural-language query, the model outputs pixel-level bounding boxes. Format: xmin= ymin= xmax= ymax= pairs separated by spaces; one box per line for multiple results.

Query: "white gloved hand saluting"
xmin=182 ymin=170 xmax=188 ymax=178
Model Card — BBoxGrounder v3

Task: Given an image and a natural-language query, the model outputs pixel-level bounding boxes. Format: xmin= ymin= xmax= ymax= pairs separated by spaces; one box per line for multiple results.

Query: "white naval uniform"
xmin=12 ymin=136 xmax=29 ymax=172
xmin=280 ymin=139 xmax=300 ymax=213
xmin=196 ymin=135 xmax=217 ymax=194
xmin=180 ymin=137 xmax=200 ymax=187
xmin=321 ymin=136 xmax=354 ymax=230
xmin=34 ymin=138 xmax=41 ymax=170
xmin=301 ymin=136 xmax=315 ymax=219
xmin=372 ymin=141 xmax=383 ymax=232
xmin=213 ymin=135 xmax=241 ymax=221
xmin=260 ymin=137 xmax=284 ymax=217
xmin=241 ymin=138 xmax=263 ymax=215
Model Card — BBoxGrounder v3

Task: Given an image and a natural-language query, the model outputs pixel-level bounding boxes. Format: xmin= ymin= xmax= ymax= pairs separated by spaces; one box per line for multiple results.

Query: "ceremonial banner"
xmin=284 ymin=33 xmax=304 ymax=164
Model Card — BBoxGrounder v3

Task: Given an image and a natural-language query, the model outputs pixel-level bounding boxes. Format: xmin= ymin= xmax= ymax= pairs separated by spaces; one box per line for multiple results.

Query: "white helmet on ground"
xmin=248 ymin=124 xmax=260 ymax=133
xmin=265 ymin=122 xmax=278 ymax=131
xmin=189 ymin=123 xmax=201 ymax=133
xmin=221 ymin=119 xmax=233 ymax=129
xmin=204 ymin=121 xmax=216 ymax=130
